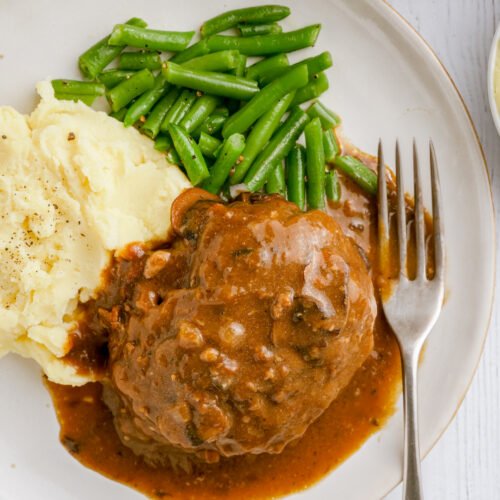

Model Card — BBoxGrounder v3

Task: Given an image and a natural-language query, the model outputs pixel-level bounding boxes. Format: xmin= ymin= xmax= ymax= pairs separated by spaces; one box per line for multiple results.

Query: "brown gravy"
xmin=46 ymin=145 xmax=414 ymax=499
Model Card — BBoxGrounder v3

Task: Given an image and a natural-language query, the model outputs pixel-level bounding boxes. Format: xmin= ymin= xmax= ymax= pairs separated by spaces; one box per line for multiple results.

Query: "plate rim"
xmin=378 ymin=0 xmax=496 ymax=496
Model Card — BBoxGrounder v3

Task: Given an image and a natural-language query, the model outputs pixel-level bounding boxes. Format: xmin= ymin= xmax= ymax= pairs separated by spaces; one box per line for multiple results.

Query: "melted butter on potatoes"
xmin=0 ymin=81 xmax=190 ymax=385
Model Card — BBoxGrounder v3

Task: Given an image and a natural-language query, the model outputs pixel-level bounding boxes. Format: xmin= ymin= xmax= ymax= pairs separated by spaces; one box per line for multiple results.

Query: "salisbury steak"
xmin=101 ymin=188 xmax=377 ymax=464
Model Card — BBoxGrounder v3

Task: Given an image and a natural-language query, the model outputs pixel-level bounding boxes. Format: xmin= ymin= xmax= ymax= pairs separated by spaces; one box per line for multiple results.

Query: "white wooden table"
xmin=384 ymin=1 xmax=500 ymax=499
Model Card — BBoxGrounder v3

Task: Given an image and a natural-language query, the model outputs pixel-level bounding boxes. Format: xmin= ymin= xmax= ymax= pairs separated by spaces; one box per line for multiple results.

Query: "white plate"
xmin=0 ymin=1 xmax=494 ymax=499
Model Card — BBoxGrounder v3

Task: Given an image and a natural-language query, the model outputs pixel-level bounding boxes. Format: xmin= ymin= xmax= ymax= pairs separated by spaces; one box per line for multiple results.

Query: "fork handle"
xmin=401 ymin=346 xmax=424 ymax=500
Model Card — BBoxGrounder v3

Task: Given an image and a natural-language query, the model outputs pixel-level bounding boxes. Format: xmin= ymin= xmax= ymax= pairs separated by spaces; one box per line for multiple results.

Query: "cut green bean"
xmin=198 ymin=132 xmax=222 ymax=159
xmin=162 ymin=62 xmax=258 ymax=101
xmin=109 ymin=107 xmax=129 ymax=122
xmin=231 ymin=91 xmax=294 ymax=184
xmin=244 ymin=107 xmax=310 ymax=192
xmin=54 ymin=93 xmax=97 ymax=106
xmin=333 ymin=155 xmax=378 ymax=195
xmin=78 ymin=17 xmax=147 ymax=80
xmin=52 ymin=80 xmax=105 ymax=95
xmin=265 ymin=163 xmax=286 ymax=196
xmin=169 ymin=39 xmax=210 ymax=64
xmin=166 ymin=148 xmax=182 ymax=166
xmin=160 ymin=89 xmax=197 ymax=132
xmin=202 ymin=134 xmax=246 ymax=194
xmin=238 ymin=22 xmax=282 ymax=37
xmin=201 ymin=5 xmax=291 ymax=37
xmin=154 ymin=135 xmax=182 ymax=166
xmin=168 ymin=123 xmax=210 ymax=185
xmin=290 ymin=72 xmax=329 ymax=106
xmin=230 ymin=54 xmax=247 ymax=77
xmin=245 ymin=53 xmax=289 ymax=85
xmin=307 ymin=100 xmax=340 ymax=129
xmin=326 ymin=170 xmax=341 ymax=202
xmin=192 ymin=113 xmax=228 ymax=139
xmin=180 ymin=95 xmax=220 ymax=133
xmin=323 ymin=128 xmax=340 ymax=163
xmin=304 ymin=117 xmax=326 ymax=210
xmin=286 ymin=144 xmax=306 ymax=210
xmin=109 ymin=24 xmax=195 ymax=52
xmin=124 ymin=73 xmax=169 ymax=127
xmin=222 ymin=64 xmax=308 ymax=138
xmin=182 ymin=50 xmax=240 ymax=72
xmin=142 ymin=87 xmax=181 ymax=138
xmin=154 ymin=134 xmax=174 ymax=151
xmin=98 ymin=70 xmax=136 ymax=89
xmin=106 ymin=68 xmax=155 ymax=112
xmin=118 ymin=51 xmax=162 ymax=70
xmin=206 ymin=25 xmax=321 ymax=56
xmin=260 ymin=51 xmax=332 ymax=86
xmin=214 ymin=106 xmax=230 ymax=117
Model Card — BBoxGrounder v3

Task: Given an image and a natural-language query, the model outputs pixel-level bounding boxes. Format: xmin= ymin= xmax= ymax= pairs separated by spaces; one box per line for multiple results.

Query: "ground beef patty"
xmin=99 ymin=188 xmax=377 ymax=465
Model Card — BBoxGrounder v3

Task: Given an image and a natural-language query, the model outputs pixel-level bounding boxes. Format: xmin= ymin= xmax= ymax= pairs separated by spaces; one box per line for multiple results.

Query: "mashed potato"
xmin=0 ymin=81 xmax=190 ymax=385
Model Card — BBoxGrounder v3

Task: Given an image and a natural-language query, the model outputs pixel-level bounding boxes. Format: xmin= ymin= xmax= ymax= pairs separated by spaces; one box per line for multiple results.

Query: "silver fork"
xmin=377 ymin=140 xmax=445 ymax=500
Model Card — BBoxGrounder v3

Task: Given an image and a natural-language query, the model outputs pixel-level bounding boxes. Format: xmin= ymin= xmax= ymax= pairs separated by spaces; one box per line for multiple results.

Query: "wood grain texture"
xmin=385 ymin=1 xmax=500 ymax=499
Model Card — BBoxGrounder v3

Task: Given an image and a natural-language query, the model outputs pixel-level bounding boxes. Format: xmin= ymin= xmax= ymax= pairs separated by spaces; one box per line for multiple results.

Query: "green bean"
xmin=220 ymin=178 xmax=232 ymax=202
xmin=51 ymin=80 xmax=105 ymax=95
xmin=222 ymin=64 xmax=308 ymax=138
xmin=98 ymin=70 xmax=136 ymax=89
xmin=166 ymin=148 xmax=182 ymax=166
xmin=260 ymin=51 xmax=332 ymax=86
xmin=230 ymin=54 xmax=247 ymax=77
xmin=180 ymin=95 xmax=220 ymax=133
xmin=124 ymin=73 xmax=169 ymax=127
xmin=154 ymin=135 xmax=182 ymax=166
xmin=304 ymin=117 xmax=326 ymax=210
xmin=162 ymin=62 xmax=258 ymax=101
xmin=154 ymin=134 xmax=174 ymax=151
xmin=182 ymin=50 xmax=240 ymax=72
xmin=202 ymin=134 xmax=246 ymax=194
xmin=54 ymin=93 xmax=97 ymax=106
xmin=109 ymin=24 xmax=195 ymax=52
xmin=214 ymin=106 xmax=230 ymax=117
xmin=326 ymin=170 xmax=341 ymax=202
xmin=323 ymin=128 xmax=340 ymax=163
xmin=160 ymin=89 xmax=197 ymax=133
xmin=307 ymin=100 xmax=340 ymax=129
xmin=192 ymin=113 xmax=228 ymax=139
xmin=109 ymin=107 xmax=128 ymax=122
xmin=290 ymin=72 xmax=329 ymax=106
xmin=198 ymin=132 xmax=222 ymax=159
xmin=142 ymin=87 xmax=181 ymax=138
xmin=206 ymin=25 xmax=321 ymax=56
xmin=231 ymin=91 xmax=294 ymax=185
xmin=201 ymin=5 xmax=291 ymax=37
xmin=245 ymin=53 xmax=289 ymax=85
xmin=238 ymin=23 xmax=282 ymax=37
xmin=106 ymin=68 xmax=155 ymax=112
xmin=168 ymin=123 xmax=209 ymax=185
xmin=244 ymin=107 xmax=310 ymax=191
xmin=265 ymin=163 xmax=286 ymax=196
xmin=78 ymin=17 xmax=147 ymax=80
xmin=169 ymin=39 xmax=210 ymax=64
xmin=286 ymin=144 xmax=306 ymax=210
xmin=333 ymin=155 xmax=378 ymax=195
xmin=118 ymin=51 xmax=162 ymax=70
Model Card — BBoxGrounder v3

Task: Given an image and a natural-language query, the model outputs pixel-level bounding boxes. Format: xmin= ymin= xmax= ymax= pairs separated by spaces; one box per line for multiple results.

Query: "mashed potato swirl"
xmin=0 ymin=81 xmax=190 ymax=385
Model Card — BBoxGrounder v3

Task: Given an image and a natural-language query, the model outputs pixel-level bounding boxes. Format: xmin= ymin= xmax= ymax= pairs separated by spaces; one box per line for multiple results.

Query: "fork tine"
xmin=395 ymin=140 xmax=407 ymax=278
xmin=429 ymin=140 xmax=444 ymax=280
xmin=413 ymin=139 xmax=426 ymax=280
xmin=377 ymin=140 xmax=389 ymax=253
